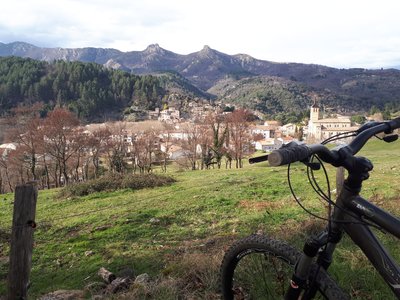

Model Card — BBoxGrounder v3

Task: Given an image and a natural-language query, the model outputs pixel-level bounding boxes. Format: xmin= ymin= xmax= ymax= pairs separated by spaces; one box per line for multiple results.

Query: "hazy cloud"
xmin=1 ymin=0 xmax=400 ymax=68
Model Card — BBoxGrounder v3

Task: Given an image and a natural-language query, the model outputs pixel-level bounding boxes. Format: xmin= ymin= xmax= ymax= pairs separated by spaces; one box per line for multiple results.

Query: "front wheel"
xmin=220 ymin=234 xmax=348 ymax=299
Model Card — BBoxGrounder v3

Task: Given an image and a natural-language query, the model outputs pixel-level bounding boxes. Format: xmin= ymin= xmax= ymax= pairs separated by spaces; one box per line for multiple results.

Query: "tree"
xmin=6 ymin=103 xmax=44 ymax=181
xmin=226 ymin=109 xmax=253 ymax=168
xmin=134 ymin=130 xmax=160 ymax=173
xmin=180 ymin=124 xmax=201 ymax=170
xmin=159 ymin=123 xmax=175 ymax=172
xmin=105 ymin=123 xmax=128 ymax=174
xmin=196 ymin=123 xmax=212 ymax=170
xmin=88 ymin=127 xmax=112 ymax=178
xmin=42 ymin=108 xmax=80 ymax=186
xmin=0 ymin=148 xmax=15 ymax=192
xmin=206 ymin=113 xmax=228 ymax=169
xmin=350 ymin=115 xmax=366 ymax=125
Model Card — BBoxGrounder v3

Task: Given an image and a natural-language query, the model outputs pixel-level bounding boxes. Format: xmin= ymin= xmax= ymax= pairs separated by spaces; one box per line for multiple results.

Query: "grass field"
xmin=0 ymin=138 xmax=399 ymax=299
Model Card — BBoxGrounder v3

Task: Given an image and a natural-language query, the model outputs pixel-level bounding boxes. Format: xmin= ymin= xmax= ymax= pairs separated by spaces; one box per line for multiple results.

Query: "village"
xmin=0 ymin=99 xmax=360 ymax=193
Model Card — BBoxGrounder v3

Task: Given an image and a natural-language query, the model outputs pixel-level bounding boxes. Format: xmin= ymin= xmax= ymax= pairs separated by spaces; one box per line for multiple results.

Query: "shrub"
xmin=60 ymin=173 xmax=175 ymax=197
xmin=122 ymin=174 xmax=176 ymax=190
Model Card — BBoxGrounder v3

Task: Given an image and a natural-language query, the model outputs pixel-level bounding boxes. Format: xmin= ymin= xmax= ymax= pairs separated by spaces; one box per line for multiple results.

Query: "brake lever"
xmin=374 ymin=134 xmax=398 ymax=143
xmin=383 ymin=135 xmax=398 ymax=143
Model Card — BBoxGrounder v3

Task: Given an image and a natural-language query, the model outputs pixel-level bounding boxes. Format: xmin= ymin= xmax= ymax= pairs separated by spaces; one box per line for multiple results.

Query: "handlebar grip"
xmin=249 ymin=155 xmax=269 ymax=164
xmin=268 ymin=145 xmax=312 ymax=166
xmin=388 ymin=117 xmax=400 ymax=131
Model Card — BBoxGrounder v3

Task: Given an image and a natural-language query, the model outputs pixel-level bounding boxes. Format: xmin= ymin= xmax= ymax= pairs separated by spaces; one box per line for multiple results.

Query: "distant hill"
xmin=0 ymin=56 xmax=208 ymax=121
xmin=1 ymin=41 xmax=400 ymax=116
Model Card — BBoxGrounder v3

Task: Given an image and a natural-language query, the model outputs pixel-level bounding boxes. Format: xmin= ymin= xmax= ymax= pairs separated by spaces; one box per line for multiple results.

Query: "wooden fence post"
xmin=336 ymin=167 xmax=345 ymax=196
xmin=8 ymin=183 xmax=38 ymax=300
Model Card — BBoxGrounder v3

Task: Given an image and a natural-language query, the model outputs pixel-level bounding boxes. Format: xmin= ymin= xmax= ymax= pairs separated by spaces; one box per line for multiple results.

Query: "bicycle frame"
xmin=287 ymin=182 xmax=400 ymax=299
xmin=332 ymin=185 xmax=400 ymax=298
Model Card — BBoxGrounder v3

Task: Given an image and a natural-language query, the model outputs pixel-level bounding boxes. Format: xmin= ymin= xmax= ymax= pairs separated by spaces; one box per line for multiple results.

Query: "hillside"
xmin=1 ymin=42 xmax=400 ymax=116
xmin=0 ymin=139 xmax=399 ymax=299
xmin=0 ymin=57 xmax=208 ymax=121
xmin=208 ymin=76 xmax=349 ymax=118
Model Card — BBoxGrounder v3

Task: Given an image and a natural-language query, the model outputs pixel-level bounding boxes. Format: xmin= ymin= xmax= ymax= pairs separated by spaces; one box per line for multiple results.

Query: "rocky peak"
xmin=143 ymin=43 xmax=165 ymax=55
xmin=198 ymin=45 xmax=218 ymax=59
xmin=200 ymin=45 xmax=213 ymax=53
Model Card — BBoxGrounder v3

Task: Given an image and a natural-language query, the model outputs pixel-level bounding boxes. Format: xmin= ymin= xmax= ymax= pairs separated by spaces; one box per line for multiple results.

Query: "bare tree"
xmin=206 ymin=113 xmax=228 ymax=169
xmin=42 ymin=108 xmax=80 ymax=185
xmin=226 ymin=109 xmax=254 ymax=168
xmin=159 ymin=123 xmax=175 ymax=172
xmin=134 ymin=129 xmax=160 ymax=173
xmin=0 ymin=149 xmax=14 ymax=192
xmin=105 ymin=123 xmax=128 ymax=174
xmin=180 ymin=123 xmax=201 ymax=170
xmin=88 ymin=127 xmax=112 ymax=178
xmin=5 ymin=104 xmax=44 ymax=181
xmin=197 ymin=123 xmax=213 ymax=170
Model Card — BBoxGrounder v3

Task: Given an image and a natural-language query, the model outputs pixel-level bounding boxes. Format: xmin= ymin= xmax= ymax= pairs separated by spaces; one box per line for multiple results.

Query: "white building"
xmin=0 ymin=143 xmax=17 ymax=157
xmin=280 ymin=123 xmax=297 ymax=136
xmin=254 ymin=137 xmax=295 ymax=152
xmin=307 ymin=101 xmax=358 ymax=141
xmin=251 ymin=122 xmax=280 ymax=139
xmin=158 ymin=107 xmax=181 ymax=123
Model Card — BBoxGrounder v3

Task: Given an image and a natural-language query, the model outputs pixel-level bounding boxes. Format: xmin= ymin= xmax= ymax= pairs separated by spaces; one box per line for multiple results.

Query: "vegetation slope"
xmin=0 ymin=138 xmax=399 ymax=299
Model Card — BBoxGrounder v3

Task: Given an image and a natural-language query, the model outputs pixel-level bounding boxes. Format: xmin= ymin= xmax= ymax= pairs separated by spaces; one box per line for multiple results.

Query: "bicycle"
xmin=220 ymin=117 xmax=400 ymax=299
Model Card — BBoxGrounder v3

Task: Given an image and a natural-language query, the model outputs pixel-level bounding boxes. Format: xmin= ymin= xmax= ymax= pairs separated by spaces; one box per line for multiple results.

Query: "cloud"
xmin=0 ymin=0 xmax=400 ymax=68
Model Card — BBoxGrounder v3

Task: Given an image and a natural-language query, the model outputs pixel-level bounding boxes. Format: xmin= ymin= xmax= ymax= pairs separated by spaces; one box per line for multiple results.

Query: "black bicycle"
xmin=220 ymin=117 xmax=400 ymax=299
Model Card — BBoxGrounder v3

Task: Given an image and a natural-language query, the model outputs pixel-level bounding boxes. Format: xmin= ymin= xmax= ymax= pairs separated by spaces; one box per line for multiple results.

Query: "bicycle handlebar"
xmin=268 ymin=117 xmax=400 ymax=167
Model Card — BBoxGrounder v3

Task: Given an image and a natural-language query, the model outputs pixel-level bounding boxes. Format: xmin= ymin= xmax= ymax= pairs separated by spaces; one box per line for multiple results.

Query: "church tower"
xmin=310 ymin=99 xmax=321 ymax=122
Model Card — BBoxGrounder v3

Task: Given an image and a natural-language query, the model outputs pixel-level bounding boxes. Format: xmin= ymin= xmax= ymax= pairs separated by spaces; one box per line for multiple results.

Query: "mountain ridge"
xmin=1 ymin=41 xmax=400 ymax=117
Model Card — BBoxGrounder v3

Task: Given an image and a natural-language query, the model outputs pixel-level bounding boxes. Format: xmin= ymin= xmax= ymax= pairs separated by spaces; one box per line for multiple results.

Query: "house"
xmin=254 ymin=138 xmax=283 ymax=152
xmin=251 ymin=124 xmax=278 ymax=139
xmin=158 ymin=107 xmax=181 ymax=123
xmin=0 ymin=143 xmax=17 ymax=157
xmin=280 ymin=123 xmax=297 ymax=136
xmin=148 ymin=107 xmax=160 ymax=120
xmin=160 ymin=144 xmax=188 ymax=160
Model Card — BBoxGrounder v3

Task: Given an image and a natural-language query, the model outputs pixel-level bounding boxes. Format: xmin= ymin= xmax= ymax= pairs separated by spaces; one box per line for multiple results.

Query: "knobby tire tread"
xmin=220 ymin=234 xmax=349 ymax=300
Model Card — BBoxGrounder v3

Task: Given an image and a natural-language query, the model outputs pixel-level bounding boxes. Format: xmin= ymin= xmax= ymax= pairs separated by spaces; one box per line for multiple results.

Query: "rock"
xmin=106 ymin=277 xmax=131 ymax=294
xmin=98 ymin=267 xmax=116 ymax=283
xmin=84 ymin=281 xmax=107 ymax=294
xmin=85 ymin=250 xmax=95 ymax=256
xmin=117 ymin=266 xmax=135 ymax=279
xmin=134 ymin=273 xmax=150 ymax=285
xmin=39 ymin=290 xmax=85 ymax=300
xmin=149 ymin=218 xmax=160 ymax=224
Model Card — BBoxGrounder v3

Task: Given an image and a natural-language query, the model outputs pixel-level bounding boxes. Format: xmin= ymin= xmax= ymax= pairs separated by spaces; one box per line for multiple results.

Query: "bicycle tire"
xmin=220 ymin=234 xmax=349 ymax=299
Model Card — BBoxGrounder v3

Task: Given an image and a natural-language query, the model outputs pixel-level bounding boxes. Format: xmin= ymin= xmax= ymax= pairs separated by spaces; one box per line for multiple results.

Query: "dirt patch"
xmin=238 ymin=199 xmax=284 ymax=211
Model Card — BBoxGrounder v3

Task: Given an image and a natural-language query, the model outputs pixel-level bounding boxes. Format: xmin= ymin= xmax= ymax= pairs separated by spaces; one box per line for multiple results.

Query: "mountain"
xmin=0 ymin=41 xmax=122 ymax=65
xmin=1 ymin=41 xmax=400 ymax=116
xmin=0 ymin=42 xmax=336 ymax=91
xmin=0 ymin=56 xmax=212 ymax=122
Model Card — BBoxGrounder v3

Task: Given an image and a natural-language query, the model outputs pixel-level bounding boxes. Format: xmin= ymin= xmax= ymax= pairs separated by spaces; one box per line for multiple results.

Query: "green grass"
xmin=0 ymin=138 xmax=399 ymax=299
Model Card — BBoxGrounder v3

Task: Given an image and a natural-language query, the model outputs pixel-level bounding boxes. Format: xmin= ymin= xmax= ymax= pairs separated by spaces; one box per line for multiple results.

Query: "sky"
xmin=1 ymin=0 xmax=400 ymax=69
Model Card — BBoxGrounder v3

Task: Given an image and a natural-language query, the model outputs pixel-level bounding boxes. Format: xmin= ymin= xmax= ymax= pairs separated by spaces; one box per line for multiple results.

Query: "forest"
xmin=0 ymin=57 xmax=166 ymax=120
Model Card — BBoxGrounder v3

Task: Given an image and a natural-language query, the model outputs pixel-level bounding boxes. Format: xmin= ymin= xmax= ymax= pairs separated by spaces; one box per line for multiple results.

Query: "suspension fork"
xmin=284 ymin=221 xmax=344 ymax=299
xmin=284 ymin=174 xmax=364 ymax=299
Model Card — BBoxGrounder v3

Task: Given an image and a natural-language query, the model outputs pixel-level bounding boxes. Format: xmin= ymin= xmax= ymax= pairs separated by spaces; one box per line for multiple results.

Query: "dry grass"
xmin=105 ymin=236 xmax=234 ymax=299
